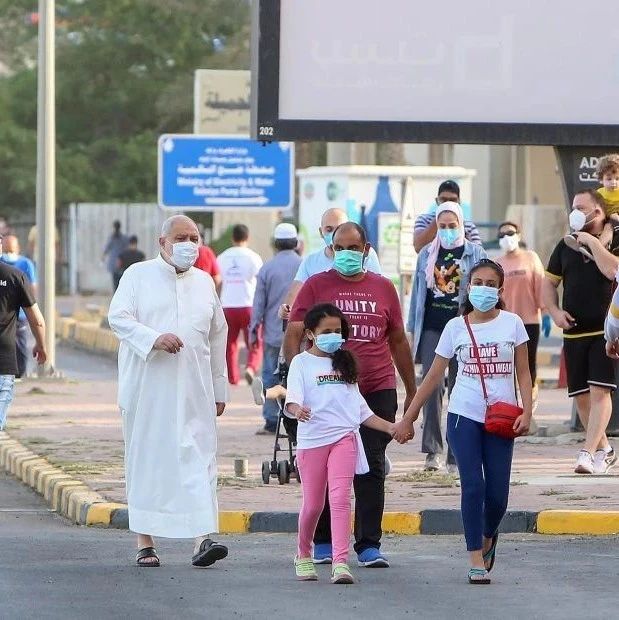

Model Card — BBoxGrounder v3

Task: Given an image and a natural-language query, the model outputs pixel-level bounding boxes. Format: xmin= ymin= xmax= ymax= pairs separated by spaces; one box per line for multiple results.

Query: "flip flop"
xmin=136 ymin=546 xmax=160 ymax=567
xmin=468 ymin=567 xmax=491 ymax=585
xmin=483 ymin=533 xmax=498 ymax=572
xmin=563 ymin=234 xmax=594 ymax=260
xmin=192 ymin=539 xmax=228 ymax=568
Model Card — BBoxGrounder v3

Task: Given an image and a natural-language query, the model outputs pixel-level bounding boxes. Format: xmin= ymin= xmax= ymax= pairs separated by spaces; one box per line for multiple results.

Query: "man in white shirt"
xmin=108 ymin=214 xmax=229 ymax=568
xmin=280 ymin=208 xmax=382 ymax=318
xmin=218 ymin=224 xmax=264 ymax=385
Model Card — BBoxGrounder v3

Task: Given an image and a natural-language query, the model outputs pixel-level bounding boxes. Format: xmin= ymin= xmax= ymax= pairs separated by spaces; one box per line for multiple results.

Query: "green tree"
xmin=0 ymin=0 xmax=251 ymax=212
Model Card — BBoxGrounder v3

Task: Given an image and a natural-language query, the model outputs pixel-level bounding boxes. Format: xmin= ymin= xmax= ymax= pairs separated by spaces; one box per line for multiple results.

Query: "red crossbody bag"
xmin=463 ymin=315 xmax=522 ymax=440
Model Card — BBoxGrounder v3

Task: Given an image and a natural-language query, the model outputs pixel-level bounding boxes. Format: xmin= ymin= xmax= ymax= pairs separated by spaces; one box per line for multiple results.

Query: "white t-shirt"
xmin=218 ymin=246 xmax=263 ymax=308
xmin=435 ymin=311 xmax=529 ymax=423
xmin=284 ymin=351 xmax=374 ymax=450
xmin=294 ymin=247 xmax=382 ymax=283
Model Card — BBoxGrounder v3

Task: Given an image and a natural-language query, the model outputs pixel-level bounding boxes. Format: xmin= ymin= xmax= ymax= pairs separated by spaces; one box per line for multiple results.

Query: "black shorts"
xmin=564 ymin=335 xmax=617 ymax=397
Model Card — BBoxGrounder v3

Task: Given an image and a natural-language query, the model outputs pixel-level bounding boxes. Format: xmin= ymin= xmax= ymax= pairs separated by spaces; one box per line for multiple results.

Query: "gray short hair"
xmin=160 ymin=215 xmax=196 ymax=237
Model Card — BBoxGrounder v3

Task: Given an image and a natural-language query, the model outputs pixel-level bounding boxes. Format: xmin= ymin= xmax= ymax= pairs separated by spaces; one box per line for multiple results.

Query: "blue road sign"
xmin=158 ymin=135 xmax=294 ymax=210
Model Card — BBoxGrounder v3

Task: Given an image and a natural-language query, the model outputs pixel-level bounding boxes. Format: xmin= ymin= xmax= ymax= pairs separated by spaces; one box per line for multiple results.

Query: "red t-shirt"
xmin=290 ymin=270 xmax=403 ymax=395
xmin=194 ymin=245 xmax=220 ymax=277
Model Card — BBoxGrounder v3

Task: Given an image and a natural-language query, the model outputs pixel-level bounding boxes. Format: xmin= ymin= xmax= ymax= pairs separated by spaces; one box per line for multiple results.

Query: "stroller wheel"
xmin=261 ymin=461 xmax=271 ymax=484
xmin=278 ymin=460 xmax=290 ymax=485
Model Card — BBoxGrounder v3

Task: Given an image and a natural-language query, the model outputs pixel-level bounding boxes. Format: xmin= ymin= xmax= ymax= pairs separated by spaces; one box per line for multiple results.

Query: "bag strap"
xmin=464 ymin=314 xmax=489 ymax=406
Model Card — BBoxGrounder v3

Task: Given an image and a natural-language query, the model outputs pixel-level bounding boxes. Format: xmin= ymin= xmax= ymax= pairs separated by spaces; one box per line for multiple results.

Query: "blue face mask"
xmin=468 ymin=285 xmax=499 ymax=312
xmin=333 ymin=249 xmax=365 ymax=276
xmin=314 ymin=332 xmax=345 ymax=354
xmin=438 ymin=228 xmax=460 ymax=248
xmin=323 ymin=231 xmax=334 ymax=246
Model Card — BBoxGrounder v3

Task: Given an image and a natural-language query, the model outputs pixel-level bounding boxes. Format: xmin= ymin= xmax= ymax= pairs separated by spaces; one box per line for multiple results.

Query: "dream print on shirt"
xmin=315 ymin=372 xmax=346 ymax=386
xmin=457 ymin=340 xmax=516 ymax=378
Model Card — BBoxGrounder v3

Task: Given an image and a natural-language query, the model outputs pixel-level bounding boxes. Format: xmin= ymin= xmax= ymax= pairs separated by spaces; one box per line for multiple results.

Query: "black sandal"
xmin=136 ymin=546 xmax=160 ymax=567
xmin=191 ymin=539 xmax=228 ymax=567
xmin=483 ymin=533 xmax=498 ymax=572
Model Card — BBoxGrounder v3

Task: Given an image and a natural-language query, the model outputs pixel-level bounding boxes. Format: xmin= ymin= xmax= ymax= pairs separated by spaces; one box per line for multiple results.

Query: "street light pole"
xmin=35 ymin=0 xmax=56 ymax=373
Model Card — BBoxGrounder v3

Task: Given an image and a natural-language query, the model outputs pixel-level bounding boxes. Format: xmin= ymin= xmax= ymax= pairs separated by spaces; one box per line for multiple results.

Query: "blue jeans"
xmin=0 ymin=375 xmax=15 ymax=430
xmin=446 ymin=412 xmax=514 ymax=551
xmin=262 ymin=344 xmax=281 ymax=430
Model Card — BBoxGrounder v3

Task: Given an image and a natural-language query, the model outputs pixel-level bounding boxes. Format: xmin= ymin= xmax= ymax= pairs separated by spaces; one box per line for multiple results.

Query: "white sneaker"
xmin=593 ymin=448 xmax=618 ymax=474
xmin=250 ymin=376 xmax=266 ymax=406
xmin=574 ymin=450 xmax=594 ymax=474
xmin=424 ymin=454 xmax=442 ymax=472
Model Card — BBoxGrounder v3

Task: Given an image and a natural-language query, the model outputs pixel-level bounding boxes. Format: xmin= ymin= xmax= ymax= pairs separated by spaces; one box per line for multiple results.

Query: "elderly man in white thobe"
xmin=108 ymin=214 xmax=229 ymax=568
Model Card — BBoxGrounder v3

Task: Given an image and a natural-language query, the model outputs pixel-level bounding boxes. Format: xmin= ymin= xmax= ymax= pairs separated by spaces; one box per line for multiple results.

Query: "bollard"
xmin=234 ymin=457 xmax=249 ymax=478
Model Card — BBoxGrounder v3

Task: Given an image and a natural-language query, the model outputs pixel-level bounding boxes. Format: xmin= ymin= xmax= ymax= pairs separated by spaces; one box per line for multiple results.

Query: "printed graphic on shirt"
xmin=333 ymin=296 xmax=383 ymax=342
xmin=431 ymin=248 xmax=463 ymax=303
xmin=458 ymin=341 xmax=515 ymax=377
xmin=315 ymin=372 xmax=346 ymax=386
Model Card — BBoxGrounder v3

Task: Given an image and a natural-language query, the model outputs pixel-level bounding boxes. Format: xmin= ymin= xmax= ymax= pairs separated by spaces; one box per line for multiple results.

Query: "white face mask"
xmin=3 ymin=252 xmax=18 ymax=261
xmin=499 ymin=234 xmax=519 ymax=253
xmin=569 ymin=209 xmax=592 ymax=232
xmin=166 ymin=241 xmax=198 ymax=271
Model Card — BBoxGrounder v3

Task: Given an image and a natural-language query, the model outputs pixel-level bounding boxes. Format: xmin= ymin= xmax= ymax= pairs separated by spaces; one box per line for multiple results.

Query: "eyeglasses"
xmin=498 ymin=230 xmax=518 ymax=239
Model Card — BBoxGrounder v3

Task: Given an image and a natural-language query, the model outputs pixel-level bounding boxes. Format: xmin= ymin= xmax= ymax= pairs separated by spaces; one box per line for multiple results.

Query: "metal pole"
xmin=35 ymin=0 xmax=56 ymax=373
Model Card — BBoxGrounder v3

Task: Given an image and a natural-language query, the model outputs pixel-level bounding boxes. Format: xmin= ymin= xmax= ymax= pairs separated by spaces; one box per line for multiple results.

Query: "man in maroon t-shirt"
xmin=284 ymin=222 xmax=416 ymax=567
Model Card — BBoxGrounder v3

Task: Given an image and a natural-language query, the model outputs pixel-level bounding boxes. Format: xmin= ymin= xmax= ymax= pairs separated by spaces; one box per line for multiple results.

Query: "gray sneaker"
xmin=424 ymin=453 xmax=442 ymax=471
xmin=250 ymin=376 xmax=266 ymax=405
xmin=593 ymin=448 xmax=618 ymax=474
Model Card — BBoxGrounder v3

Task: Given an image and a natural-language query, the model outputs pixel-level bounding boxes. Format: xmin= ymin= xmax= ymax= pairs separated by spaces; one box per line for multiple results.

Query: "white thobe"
xmin=108 ymin=255 xmax=229 ymax=538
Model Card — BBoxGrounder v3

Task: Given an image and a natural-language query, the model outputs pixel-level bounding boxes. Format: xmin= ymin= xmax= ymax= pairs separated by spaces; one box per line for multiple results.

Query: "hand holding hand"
xmin=32 ymin=344 xmax=47 ymax=365
xmin=392 ymin=419 xmax=415 ymax=444
xmin=153 ymin=333 xmax=184 ymax=354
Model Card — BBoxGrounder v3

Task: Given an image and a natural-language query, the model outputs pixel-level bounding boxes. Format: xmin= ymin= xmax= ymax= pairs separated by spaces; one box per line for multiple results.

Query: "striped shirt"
xmin=414 ymin=214 xmax=482 ymax=245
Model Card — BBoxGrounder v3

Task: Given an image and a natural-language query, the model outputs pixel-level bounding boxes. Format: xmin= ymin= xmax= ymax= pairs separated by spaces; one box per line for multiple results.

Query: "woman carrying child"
xmin=285 ymin=303 xmax=405 ymax=584
xmin=395 ymin=259 xmax=533 ymax=585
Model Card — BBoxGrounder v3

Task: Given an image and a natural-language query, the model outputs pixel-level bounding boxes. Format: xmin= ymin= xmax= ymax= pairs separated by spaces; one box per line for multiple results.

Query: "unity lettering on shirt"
xmin=333 ymin=295 xmax=383 ymax=342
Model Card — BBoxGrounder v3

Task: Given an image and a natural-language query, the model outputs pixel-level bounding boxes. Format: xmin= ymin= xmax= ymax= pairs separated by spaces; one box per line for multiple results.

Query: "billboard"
xmin=251 ymin=0 xmax=619 ymax=145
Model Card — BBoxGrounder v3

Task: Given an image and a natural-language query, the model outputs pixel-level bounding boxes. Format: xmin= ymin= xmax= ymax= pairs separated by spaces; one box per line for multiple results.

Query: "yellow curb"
xmin=31 ymin=467 xmax=60 ymax=489
xmin=219 ymin=511 xmax=251 ymax=534
xmin=60 ymin=485 xmax=91 ymax=516
xmin=51 ymin=479 xmax=88 ymax=511
xmin=8 ymin=449 xmax=34 ymax=474
xmin=39 ymin=472 xmax=72 ymax=498
xmin=86 ymin=503 xmax=127 ymax=526
xmin=537 ymin=510 xmax=619 ymax=535
xmin=382 ymin=512 xmax=422 ymax=535
xmin=14 ymin=453 xmax=41 ymax=477
xmin=67 ymin=491 xmax=104 ymax=524
xmin=22 ymin=459 xmax=50 ymax=486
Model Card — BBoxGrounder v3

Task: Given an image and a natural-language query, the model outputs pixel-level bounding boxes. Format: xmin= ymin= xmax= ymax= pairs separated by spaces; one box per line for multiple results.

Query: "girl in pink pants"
xmin=285 ymin=304 xmax=400 ymax=584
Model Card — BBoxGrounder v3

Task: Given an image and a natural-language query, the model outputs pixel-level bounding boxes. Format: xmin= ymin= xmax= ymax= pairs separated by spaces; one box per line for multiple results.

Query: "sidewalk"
xmin=4 ymin=357 xmax=619 ymax=516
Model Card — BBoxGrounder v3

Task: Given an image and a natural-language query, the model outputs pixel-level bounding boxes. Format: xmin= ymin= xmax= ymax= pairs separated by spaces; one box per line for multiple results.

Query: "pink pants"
xmin=223 ymin=307 xmax=262 ymax=385
xmin=296 ymin=432 xmax=357 ymax=565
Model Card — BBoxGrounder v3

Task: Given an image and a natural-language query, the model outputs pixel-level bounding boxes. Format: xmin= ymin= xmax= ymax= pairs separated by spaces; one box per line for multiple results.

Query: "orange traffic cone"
xmin=557 ymin=347 xmax=567 ymax=389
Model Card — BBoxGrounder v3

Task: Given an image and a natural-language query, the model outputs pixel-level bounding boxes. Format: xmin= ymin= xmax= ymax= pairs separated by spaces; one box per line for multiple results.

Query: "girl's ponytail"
xmin=331 ymin=348 xmax=358 ymax=385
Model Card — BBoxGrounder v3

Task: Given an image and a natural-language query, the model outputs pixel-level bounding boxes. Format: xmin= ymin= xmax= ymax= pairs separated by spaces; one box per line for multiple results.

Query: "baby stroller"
xmin=261 ymin=345 xmax=301 ymax=485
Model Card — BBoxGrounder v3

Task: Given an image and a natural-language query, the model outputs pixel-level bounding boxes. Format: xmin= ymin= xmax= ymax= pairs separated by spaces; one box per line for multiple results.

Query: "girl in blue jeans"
xmin=395 ymin=259 xmax=533 ymax=584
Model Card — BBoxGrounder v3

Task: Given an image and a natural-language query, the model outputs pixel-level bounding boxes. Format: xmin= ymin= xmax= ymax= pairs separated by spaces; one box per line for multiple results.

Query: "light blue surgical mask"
xmin=323 ymin=231 xmax=334 ymax=246
xmin=438 ymin=228 xmax=460 ymax=249
xmin=333 ymin=249 xmax=365 ymax=276
xmin=468 ymin=285 xmax=499 ymax=312
xmin=313 ymin=332 xmax=345 ymax=354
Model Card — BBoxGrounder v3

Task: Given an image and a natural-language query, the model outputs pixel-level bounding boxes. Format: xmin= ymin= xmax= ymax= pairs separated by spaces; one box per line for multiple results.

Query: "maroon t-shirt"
xmin=290 ymin=270 xmax=403 ymax=395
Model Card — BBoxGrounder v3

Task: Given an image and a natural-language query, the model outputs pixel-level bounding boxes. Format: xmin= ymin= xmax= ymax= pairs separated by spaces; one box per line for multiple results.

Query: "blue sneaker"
xmin=357 ymin=547 xmax=389 ymax=568
xmin=312 ymin=543 xmax=333 ymax=564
